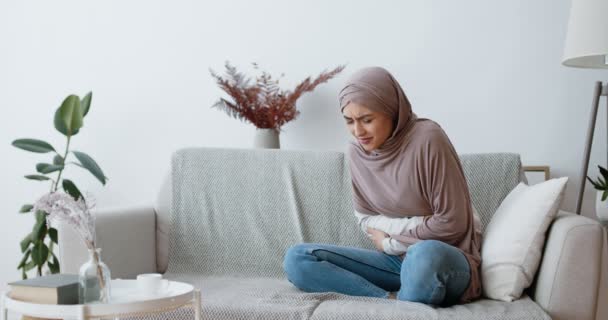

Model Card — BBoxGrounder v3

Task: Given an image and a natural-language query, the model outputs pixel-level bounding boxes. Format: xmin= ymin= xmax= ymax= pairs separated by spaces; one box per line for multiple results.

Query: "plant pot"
xmin=253 ymin=128 xmax=280 ymax=149
xmin=595 ymin=191 xmax=608 ymax=224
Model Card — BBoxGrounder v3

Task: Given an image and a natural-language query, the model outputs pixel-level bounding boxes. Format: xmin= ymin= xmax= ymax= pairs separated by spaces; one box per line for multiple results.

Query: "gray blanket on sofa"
xmin=165 ymin=147 xmax=550 ymax=320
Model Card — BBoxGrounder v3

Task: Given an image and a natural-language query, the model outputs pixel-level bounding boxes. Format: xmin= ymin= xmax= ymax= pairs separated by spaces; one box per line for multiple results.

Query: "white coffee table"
xmin=1 ymin=279 xmax=202 ymax=320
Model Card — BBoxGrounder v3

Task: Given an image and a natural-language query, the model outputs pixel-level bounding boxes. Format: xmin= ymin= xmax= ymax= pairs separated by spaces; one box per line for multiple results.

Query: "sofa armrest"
xmin=533 ymin=210 xmax=608 ymax=320
xmin=58 ymin=206 xmax=158 ymax=279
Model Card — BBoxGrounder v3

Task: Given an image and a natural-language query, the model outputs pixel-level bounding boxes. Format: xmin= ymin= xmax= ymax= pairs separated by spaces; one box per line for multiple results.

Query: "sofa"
xmin=59 ymin=148 xmax=608 ymax=320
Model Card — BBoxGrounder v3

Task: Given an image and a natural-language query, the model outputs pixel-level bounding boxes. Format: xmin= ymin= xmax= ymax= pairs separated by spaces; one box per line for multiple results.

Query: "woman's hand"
xmin=367 ymin=227 xmax=389 ymax=251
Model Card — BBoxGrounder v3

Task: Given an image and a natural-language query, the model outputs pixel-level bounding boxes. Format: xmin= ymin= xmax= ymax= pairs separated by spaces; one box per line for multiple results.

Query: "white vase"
xmin=595 ymin=191 xmax=608 ymax=224
xmin=253 ymin=128 xmax=280 ymax=149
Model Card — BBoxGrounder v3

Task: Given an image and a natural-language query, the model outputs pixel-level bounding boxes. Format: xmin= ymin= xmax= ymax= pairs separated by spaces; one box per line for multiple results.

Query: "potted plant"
xmin=12 ymin=92 xmax=107 ymax=280
xmin=587 ymin=164 xmax=608 ymax=223
xmin=210 ymin=62 xmax=345 ymax=148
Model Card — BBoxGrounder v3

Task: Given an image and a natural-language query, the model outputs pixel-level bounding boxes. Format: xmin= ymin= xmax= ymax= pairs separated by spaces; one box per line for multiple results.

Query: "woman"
xmin=283 ymin=66 xmax=482 ymax=307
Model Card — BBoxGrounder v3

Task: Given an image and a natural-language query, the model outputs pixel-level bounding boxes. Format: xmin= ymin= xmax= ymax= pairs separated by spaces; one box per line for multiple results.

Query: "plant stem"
xmin=92 ymin=249 xmax=107 ymax=301
xmin=49 ymin=241 xmax=54 ymax=260
xmin=53 ymin=136 xmax=71 ymax=192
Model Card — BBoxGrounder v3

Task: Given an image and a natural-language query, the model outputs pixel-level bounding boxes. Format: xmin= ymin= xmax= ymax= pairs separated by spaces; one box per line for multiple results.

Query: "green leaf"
xmin=35 ymin=209 xmax=46 ymax=222
xmin=603 ymin=191 xmax=608 ymax=202
xmin=24 ymin=260 xmax=36 ymax=272
xmin=69 ymin=161 xmax=85 ymax=169
xmin=18 ymin=249 xmax=31 ymax=269
xmin=53 ymin=155 xmax=64 ymax=165
xmin=600 ymin=165 xmax=608 ymax=179
xmin=11 ymin=139 xmax=56 ymax=153
xmin=52 ymin=253 xmax=60 ymax=272
xmin=31 ymin=242 xmax=49 ymax=265
xmin=48 ymin=253 xmax=60 ymax=274
xmin=19 ymin=204 xmax=33 ymax=213
xmin=72 ymin=151 xmax=106 ymax=185
xmin=32 ymin=215 xmax=47 ymax=241
xmin=20 ymin=234 xmax=32 ymax=253
xmin=54 ymin=95 xmax=83 ymax=137
xmin=21 ymin=268 xmax=27 ymax=279
xmin=587 ymin=176 xmax=600 ymax=189
xmin=49 ymin=228 xmax=58 ymax=244
xmin=62 ymin=179 xmax=83 ymax=200
xmin=81 ymin=91 xmax=92 ymax=117
xmin=48 ymin=259 xmax=60 ymax=274
xmin=36 ymin=163 xmax=64 ymax=174
xmin=25 ymin=174 xmax=51 ymax=181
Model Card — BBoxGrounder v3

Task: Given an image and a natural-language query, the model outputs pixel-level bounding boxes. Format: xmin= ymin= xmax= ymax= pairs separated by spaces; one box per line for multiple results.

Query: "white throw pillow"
xmin=481 ymin=177 xmax=568 ymax=302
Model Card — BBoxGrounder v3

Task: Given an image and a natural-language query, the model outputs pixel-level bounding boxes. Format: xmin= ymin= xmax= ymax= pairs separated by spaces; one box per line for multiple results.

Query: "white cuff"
xmin=382 ymin=237 xmax=409 ymax=256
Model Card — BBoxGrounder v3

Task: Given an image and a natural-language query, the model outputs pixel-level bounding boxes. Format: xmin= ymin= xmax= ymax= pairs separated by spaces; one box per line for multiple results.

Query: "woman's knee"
xmin=406 ymin=240 xmax=453 ymax=268
xmin=283 ymin=244 xmax=308 ymax=271
xmin=283 ymin=243 xmax=316 ymax=285
xmin=398 ymin=240 xmax=457 ymax=304
xmin=403 ymin=240 xmax=465 ymax=279
xmin=401 ymin=240 xmax=445 ymax=283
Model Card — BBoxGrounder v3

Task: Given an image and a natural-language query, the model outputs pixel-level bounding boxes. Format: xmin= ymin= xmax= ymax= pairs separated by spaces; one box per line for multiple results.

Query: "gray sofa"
xmin=59 ymin=148 xmax=608 ymax=320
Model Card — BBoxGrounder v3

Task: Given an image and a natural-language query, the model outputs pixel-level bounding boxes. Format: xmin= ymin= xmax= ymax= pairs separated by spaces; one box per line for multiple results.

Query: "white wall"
xmin=1 ymin=0 xmax=606 ymax=290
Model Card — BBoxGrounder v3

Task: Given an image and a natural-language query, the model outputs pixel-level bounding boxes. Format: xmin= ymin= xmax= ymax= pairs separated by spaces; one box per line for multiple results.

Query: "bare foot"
xmin=387 ymin=292 xmax=397 ymax=300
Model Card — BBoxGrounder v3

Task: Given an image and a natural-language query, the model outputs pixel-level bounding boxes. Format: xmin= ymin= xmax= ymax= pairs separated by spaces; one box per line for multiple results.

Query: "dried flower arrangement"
xmin=34 ymin=192 xmax=96 ymax=250
xmin=210 ymin=62 xmax=345 ymax=131
xmin=34 ymin=191 xmax=109 ymax=302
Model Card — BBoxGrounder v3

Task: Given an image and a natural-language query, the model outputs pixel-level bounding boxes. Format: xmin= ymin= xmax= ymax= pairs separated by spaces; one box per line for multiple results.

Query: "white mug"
xmin=137 ymin=273 xmax=169 ymax=297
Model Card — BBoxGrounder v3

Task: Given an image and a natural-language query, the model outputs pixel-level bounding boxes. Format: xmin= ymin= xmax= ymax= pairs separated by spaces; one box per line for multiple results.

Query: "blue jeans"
xmin=283 ymin=240 xmax=470 ymax=307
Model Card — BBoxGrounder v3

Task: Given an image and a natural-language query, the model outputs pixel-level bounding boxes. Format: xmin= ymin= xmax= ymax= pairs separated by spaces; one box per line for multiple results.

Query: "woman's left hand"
xmin=367 ymin=227 xmax=389 ymax=251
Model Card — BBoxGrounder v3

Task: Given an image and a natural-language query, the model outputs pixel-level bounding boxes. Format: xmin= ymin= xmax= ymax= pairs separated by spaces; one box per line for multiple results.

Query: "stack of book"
xmin=8 ymin=274 xmax=79 ymax=305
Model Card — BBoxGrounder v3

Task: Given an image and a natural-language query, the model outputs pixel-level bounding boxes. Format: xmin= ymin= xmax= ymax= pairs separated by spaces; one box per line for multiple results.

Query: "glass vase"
xmin=79 ymin=248 xmax=111 ymax=303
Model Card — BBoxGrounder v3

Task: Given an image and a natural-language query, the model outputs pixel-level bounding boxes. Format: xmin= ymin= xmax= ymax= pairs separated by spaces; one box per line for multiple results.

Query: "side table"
xmin=1 ymin=279 xmax=202 ymax=320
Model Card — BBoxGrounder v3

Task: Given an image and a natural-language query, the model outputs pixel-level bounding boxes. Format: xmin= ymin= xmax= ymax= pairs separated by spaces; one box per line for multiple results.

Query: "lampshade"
xmin=562 ymin=0 xmax=608 ymax=68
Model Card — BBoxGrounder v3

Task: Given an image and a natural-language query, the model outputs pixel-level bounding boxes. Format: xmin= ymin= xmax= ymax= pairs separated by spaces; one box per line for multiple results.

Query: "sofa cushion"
xmin=481 ymin=177 xmax=568 ymax=302
xmin=153 ymin=275 xmax=551 ymax=320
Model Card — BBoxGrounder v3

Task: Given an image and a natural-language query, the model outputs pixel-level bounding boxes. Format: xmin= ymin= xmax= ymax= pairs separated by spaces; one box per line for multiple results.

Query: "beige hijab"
xmin=339 ymin=67 xmax=482 ymax=303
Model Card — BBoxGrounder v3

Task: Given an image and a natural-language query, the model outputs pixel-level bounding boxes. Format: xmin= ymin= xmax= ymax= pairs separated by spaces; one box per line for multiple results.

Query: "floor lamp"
xmin=563 ymin=0 xmax=608 ymax=215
